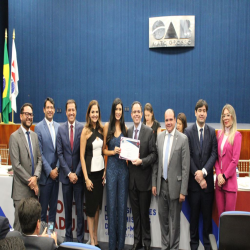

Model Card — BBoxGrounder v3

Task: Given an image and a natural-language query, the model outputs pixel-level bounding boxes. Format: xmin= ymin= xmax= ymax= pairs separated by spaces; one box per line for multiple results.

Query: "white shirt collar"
xmin=21 ymin=125 xmax=30 ymax=135
xmin=45 ymin=117 xmax=53 ymax=126
xmin=68 ymin=121 xmax=75 ymax=128
xmin=165 ymin=127 xmax=176 ymax=136
xmin=196 ymin=121 xmax=205 ymax=131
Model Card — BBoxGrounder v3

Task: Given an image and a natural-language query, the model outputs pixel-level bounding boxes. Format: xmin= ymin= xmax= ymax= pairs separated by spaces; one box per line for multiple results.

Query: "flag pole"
xmin=11 ymin=29 xmax=15 ymax=124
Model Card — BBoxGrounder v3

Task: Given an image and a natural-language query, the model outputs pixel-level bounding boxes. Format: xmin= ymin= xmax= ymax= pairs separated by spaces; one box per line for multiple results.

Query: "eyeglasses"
xmin=222 ymin=114 xmax=231 ymax=119
xmin=22 ymin=112 xmax=34 ymax=118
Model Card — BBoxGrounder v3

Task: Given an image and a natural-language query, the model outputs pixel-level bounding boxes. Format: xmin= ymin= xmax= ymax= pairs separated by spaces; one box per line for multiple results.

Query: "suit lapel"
xmin=169 ymin=130 xmax=178 ymax=164
xmin=65 ymin=122 xmax=70 ymax=151
xmin=19 ymin=127 xmax=31 ymax=158
xmin=30 ymin=131 xmax=37 ymax=161
xmin=202 ymin=125 xmax=209 ymax=156
xmin=128 ymin=126 xmax=133 ymax=139
xmin=138 ymin=123 xmax=144 ymax=140
xmin=193 ymin=124 xmax=201 ymax=155
xmin=43 ymin=119 xmax=54 ymax=148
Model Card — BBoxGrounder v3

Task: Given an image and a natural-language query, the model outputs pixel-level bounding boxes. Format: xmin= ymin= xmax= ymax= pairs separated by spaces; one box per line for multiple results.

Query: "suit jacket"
xmin=152 ymin=129 xmax=190 ymax=199
xmin=184 ymin=123 xmax=218 ymax=192
xmin=128 ymin=123 xmax=157 ymax=191
xmin=21 ymin=235 xmax=57 ymax=250
xmin=215 ymin=130 xmax=242 ymax=192
xmin=57 ymin=121 xmax=83 ymax=184
xmin=9 ymin=127 xmax=42 ymax=200
xmin=35 ymin=119 xmax=60 ymax=185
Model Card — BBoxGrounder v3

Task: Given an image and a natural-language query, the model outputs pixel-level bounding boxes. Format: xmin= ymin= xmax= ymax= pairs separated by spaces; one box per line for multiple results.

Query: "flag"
xmin=10 ymin=38 xmax=19 ymax=113
xmin=2 ymin=39 xmax=11 ymax=123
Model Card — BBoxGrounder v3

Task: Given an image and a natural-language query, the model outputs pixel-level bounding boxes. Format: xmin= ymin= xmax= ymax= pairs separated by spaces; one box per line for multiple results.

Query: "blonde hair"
xmin=219 ymin=104 xmax=237 ymax=145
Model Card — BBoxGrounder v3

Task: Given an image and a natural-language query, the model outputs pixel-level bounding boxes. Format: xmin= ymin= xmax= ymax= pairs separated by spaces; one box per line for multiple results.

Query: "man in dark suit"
xmin=128 ymin=101 xmax=157 ymax=250
xmin=57 ymin=99 xmax=84 ymax=242
xmin=152 ymin=109 xmax=190 ymax=250
xmin=18 ymin=197 xmax=57 ymax=250
xmin=9 ymin=103 xmax=42 ymax=231
xmin=35 ymin=97 xmax=60 ymax=224
xmin=184 ymin=99 xmax=218 ymax=250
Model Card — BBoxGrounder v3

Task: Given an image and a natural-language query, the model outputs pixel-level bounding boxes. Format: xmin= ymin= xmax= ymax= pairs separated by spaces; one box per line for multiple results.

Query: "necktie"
xmin=134 ymin=129 xmax=138 ymax=140
xmin=163 ymin=133 xmax=171 ymax=180
xmin=70 ymin=125 xmax=74 ymax=151
xmin=26 ymin=131 xmax=34 ymax=175
xmin=200 ymin=128 xmax=203 ymax=150
xmin=49 ymin=123 xmax=55 ymax=148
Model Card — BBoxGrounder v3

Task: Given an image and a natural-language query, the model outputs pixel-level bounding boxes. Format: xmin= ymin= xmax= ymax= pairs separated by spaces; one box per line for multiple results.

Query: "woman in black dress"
xmin=143 ymin=103 xmax=161 ymax=142
xmin=80 ymin=100 xmax=105 ymax=247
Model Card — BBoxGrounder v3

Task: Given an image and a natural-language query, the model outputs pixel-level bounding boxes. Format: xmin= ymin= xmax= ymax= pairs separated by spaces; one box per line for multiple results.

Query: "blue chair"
xmin=58 ymin=242 xmax=100 ymax=250
xmin=209 ymin=211 xmax=250 ymax=250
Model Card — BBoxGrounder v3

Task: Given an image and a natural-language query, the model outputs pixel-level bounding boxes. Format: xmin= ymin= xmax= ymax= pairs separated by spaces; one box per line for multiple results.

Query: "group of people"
xmin=8 ymin=97 xmax=241 ymax=250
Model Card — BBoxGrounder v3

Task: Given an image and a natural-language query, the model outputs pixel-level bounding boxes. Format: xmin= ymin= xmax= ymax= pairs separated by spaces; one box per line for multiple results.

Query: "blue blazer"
xmin=56 ymin=120 xmax=83 ymax=184
xmin=184 ymin=123 xmax=218 ymax=192
xmin=35 ymin=119 xmax=60 ymax=185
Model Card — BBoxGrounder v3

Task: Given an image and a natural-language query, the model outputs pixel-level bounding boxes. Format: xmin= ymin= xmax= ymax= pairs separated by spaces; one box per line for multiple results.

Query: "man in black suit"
xmin=184 ymin=99 xmax=217 ymax=250
xmin=128 ymin=101 xmax=157 ymax=250
xmin=18 ymin=197 xmax=57 ymax=250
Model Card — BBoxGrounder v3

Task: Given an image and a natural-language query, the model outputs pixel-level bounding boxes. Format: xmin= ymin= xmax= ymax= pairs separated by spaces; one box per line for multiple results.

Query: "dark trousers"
xmin=62 ymin=181 xmax=84 ymax=243
xmin=189 ymin=190 xmax=214 ymax=250
xmin=129 ymin=188 xmax=152 ymax=247
xmin=39 ymin=181 xmax=59 ymax=224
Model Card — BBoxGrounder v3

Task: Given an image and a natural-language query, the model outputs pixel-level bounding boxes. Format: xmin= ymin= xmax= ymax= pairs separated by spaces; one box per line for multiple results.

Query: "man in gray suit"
xmin=9 ymin=103 xmax=42 ymax=231
xmin=152 ymin=109 xmax=190 ymax=250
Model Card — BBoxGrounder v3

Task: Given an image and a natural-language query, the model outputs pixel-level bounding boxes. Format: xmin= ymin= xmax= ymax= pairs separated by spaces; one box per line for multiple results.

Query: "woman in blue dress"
xmin=103 ymin=98 xmax=128 ymax=250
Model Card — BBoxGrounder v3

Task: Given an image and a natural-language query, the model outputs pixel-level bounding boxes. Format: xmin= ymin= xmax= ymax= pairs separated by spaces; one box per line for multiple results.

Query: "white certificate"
xmin=119 ymin=137 xmax=140 ymax=161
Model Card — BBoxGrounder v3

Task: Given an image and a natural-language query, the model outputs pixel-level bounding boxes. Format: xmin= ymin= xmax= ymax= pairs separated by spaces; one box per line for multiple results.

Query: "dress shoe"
xmin=130 ymin=243 xmax=143 ymax=250
xmin=95 ymin=244 xmax=101 ymax=249
xmin=144 ymin=246 xmax=151 ymax=250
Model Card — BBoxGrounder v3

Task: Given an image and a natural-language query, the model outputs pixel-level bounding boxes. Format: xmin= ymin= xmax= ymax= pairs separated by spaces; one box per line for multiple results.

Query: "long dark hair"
xmin=85 ymin=100 xmax=103 ymax=133
xmin=107 ymin=98 xmax=127 ymax=144
xmin=143 ymin=103 xmax=155 ymax=124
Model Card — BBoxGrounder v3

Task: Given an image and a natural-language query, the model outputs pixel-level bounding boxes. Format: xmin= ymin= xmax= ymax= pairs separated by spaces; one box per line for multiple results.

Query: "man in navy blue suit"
xmin=35 ymin=97 xmax=60 ymax=224
xmin=185 ymin=99 xmax=217 ymax=250
xmin=57 ymin=99 xmax=84 ymax=242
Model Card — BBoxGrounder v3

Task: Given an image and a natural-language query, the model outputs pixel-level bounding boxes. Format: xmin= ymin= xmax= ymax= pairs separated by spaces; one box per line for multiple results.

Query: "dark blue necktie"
xmin=200 ymin=128 xmax=203 ymax=150
xmin=26 ymin=131 xmax=34 ymax=175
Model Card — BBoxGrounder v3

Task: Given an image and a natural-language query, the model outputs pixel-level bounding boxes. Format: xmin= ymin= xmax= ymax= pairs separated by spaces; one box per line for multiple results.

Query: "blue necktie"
xmin=26 ymin=131 xmax=34 ymax=175
xmin=200 ymin=128 xmax=203 ymax=150
xmin=163 ymin=133 xmax=171 ymax=180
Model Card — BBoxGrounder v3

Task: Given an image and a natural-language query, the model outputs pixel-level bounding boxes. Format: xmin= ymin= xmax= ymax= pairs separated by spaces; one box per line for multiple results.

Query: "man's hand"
xmin=50 ymin=232 xmax=58 ymax=246
xmin=28 ymin=176 xmax=38 ymax=190
xmin=179 ymin=194 xmax=185 ymax=203
xmin=34 ymin=185 xmax=39 ymax=196
xmin=50 ymin=168 xmax=58 ymax=180
xmin=152 ymin=186 xmax=157 ymax=196
xmin=200 ymin=179 xmax=207 ymax=189
xmin=132 ymin=158 xmax=142 ymax=166
xmin=195 ymin=170 xmax=204 ymax=183
xmin=69 ymin=173 xmax=78 ymax=184
xmin=40 ymin=227 xmax=57 ymax=246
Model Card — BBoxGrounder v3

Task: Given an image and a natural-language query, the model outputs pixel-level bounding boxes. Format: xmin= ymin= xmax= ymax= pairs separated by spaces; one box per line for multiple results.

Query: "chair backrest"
xmin=0 ymin=144 xmax=7 ymax=149
xmin=0 ymin=148 xmax=9 ymax=165
xmin=237 ymin=159 xmax=250 ymax=177
xmin=58 ymin=242 xmax=100 ymax=250
xmin=218 ymin=211 xmax=250 ymax=250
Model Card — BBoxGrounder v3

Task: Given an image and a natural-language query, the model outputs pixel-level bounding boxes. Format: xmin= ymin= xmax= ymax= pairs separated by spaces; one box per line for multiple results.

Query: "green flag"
xmin=2 ymin=39 xmax=11 ymax=123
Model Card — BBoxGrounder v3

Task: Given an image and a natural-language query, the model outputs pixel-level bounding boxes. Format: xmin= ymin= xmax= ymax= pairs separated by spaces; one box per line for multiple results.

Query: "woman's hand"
xmin=102 ymin=169 xmax=106 ymax=186
xmin=217 ymin=174 xmax=225 ymax=187
xmin=86 ymin=178 xmax=94 ymax=191
xmin=113 ymin=146 xmax=121 ymax=155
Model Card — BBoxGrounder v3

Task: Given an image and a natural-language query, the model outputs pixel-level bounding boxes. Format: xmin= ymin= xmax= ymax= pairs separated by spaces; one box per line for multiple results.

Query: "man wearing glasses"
xmin=9 ymin=103 xmax=42 ymax=231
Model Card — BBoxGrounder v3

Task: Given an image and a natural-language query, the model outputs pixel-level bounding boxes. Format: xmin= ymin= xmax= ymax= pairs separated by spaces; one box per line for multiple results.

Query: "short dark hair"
xmin=195 ymin=99 xmax=208 ymax=112
xmin=131 ymin=101 xmax=142 ymax=112
xmin=20 ymin=103 xmax=33 ymax=114
xmin=44 ymin=97 xmax=55 ymax=108
xmin=18 ymin=198 xmax=41 ymax=235
xmin=66 ymin=99 xmax=77 ymax=111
